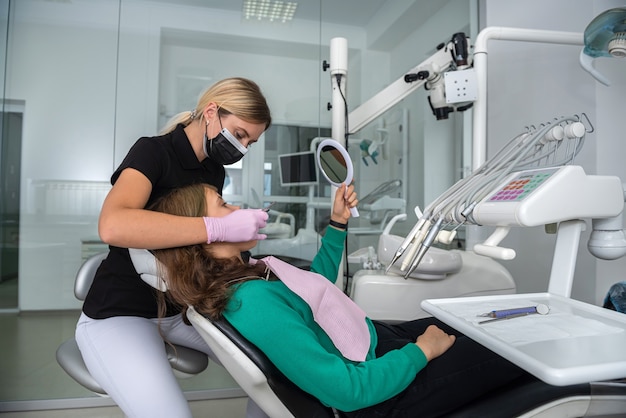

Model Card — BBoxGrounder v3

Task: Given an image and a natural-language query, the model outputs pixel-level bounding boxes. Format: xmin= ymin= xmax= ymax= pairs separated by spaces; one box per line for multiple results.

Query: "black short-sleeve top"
xmin=82 ymin=124 xmax=225 ymax=319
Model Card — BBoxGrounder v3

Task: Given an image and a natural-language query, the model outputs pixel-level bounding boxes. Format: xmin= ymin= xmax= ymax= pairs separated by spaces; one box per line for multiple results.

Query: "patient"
xmin=151 ymin=183 xmax=526 ymax=417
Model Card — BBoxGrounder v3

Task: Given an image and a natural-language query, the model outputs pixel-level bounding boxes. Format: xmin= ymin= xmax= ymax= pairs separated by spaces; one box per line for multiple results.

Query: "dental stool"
xmin=55 ymin=251 xmax=209 ymax=396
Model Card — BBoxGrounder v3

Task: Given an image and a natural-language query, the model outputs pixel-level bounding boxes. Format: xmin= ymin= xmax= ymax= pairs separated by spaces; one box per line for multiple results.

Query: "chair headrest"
xmin=128 ymin=248 xmax=168 ymax=292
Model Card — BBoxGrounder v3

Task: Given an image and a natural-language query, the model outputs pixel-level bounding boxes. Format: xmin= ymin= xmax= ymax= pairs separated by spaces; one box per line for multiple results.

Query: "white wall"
xmin=481 ymin=0 xmax=626 ymax=304
xmin=10 ymin=1 xmax=118 ymax=184
xmin=10 ymin=0 xmax=119 ymax=309
xmin=390 ymin=0 xmax=471 ymax=210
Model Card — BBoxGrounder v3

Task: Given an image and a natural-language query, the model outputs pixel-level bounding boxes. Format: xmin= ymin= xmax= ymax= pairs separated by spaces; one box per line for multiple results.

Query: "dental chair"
xmin=55 ymin=251 xmax=209 ymax=396
xmin=77 ymin=250 xmax=621 ymax=417
xmin=186 ymin=304 xmax=626 ymax=418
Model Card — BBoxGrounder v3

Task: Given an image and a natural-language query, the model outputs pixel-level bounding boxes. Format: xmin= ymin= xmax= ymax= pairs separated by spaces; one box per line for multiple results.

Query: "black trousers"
xmin=342 ymin=317 xmax=527 ymax=418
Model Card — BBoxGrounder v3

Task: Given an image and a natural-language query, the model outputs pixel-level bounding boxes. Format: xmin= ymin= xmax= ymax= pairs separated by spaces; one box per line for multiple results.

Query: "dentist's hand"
xmin=203 ymin=209 xmax=269 ymax=243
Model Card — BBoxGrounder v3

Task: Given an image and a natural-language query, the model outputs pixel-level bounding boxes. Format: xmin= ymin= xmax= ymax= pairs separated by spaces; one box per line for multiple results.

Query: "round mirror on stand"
xmin=316 ymin=138 xmax=359 ymax=217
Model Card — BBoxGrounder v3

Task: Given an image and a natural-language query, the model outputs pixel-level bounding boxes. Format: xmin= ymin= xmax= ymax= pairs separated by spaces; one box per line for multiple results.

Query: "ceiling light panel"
xmin=243 ymin=0 xmax=298 ymax=23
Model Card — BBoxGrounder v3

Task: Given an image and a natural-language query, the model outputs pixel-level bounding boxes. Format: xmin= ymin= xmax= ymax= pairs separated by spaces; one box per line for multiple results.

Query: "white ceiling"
xmin=157 ymin=0 xmax=405 ymax=59
xmin=156 ymin=0 xmax=457 ymax=58
xmin=149 ymin=0 xmax=389 ymax=27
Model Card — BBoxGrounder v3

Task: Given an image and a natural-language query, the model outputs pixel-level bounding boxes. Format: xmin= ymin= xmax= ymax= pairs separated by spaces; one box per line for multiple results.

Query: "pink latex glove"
xmin=203 ymin=209 xmax=268 ymax=243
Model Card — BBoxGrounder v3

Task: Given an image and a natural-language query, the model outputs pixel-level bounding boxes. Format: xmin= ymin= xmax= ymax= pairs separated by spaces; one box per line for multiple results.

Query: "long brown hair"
xmin=150 ymin=184 xmax=266 ymax=320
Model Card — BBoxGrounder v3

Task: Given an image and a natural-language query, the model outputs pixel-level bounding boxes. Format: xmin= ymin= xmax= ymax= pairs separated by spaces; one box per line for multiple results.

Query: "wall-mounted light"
xmin=243 ymin=0 xmax=298 ymax=23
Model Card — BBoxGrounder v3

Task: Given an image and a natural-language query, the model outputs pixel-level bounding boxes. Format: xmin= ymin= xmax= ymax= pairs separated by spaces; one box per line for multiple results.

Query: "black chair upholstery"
xmin=212 ymin=317 xmax=339 ymax=418
xmin=446 ymin=374 xmax=591 ymax=417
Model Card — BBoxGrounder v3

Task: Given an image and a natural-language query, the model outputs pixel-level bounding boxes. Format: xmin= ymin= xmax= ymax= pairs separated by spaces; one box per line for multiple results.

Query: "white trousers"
xmin=76 ymin=312 xmax=268 ymax=418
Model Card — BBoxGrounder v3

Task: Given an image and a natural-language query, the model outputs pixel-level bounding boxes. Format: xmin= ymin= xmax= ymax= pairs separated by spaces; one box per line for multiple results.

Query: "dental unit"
xmin=325 ymin=16 xmax=626 ymax=414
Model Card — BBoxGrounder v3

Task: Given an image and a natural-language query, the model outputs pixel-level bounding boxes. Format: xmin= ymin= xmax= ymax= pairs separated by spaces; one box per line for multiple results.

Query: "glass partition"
xmin=0 ymin=0 xmax=475 ymax=408
xmin=0 ymin=0 xmax=15 ymax=308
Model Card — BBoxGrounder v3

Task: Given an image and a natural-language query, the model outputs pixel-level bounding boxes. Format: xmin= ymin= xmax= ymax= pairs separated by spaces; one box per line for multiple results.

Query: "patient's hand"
xmin=415 ymin=325 xmax=456 ymax=361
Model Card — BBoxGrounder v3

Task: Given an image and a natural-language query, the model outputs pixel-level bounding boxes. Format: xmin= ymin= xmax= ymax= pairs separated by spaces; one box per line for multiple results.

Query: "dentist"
xmin=76 ymin=77 xmax=272 ymax=418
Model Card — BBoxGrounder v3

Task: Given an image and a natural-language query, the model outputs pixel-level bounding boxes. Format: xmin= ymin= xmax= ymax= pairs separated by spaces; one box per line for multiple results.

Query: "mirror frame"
xmin=316 ymin=138 xmax=354 ymax=186
xmin=316 ymin=138 xmax=359 ymax=217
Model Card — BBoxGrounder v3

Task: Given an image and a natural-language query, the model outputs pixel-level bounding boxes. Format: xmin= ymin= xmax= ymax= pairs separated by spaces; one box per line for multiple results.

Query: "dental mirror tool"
xmin=316 ymin=139 xmax=359 ymax=217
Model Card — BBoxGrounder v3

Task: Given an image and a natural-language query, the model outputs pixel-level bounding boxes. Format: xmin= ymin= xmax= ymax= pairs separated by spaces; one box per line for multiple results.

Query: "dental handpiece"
xmin=399 ymin=219 xmax=432 ymax=271
xmin=404 ymin=218 xmax=443 ymax=279
xmin=385 ymin=217 xmax=426 ymax=273
xmin=404 ymin=245 xmax=430 ymax=279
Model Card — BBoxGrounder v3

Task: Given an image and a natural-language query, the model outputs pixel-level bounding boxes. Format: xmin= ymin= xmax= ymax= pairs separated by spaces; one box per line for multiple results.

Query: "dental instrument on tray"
xmin=387 ymin=113 xmax=625 ymax=278
xmin=477 ymin=304 xmax=550 ymax=324
xmin=478 ymin=312 xmax=535 ymax=324
xmin=478 ymin=304 xmax=550 ymax=318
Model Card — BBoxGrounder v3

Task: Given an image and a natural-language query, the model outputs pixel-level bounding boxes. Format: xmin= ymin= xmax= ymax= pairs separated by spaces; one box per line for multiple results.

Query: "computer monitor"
xmin=278 ymin=151 xmax=318 ymax=187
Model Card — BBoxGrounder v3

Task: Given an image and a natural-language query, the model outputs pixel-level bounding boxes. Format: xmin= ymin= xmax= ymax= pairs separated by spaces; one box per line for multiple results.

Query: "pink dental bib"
xmin=260 ymin=256 xmax=371 ymax=362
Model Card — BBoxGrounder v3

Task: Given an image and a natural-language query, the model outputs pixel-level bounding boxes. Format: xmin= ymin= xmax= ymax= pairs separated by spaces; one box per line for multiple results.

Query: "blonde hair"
xmin=160 ymin=77 xmax=272 ymax=134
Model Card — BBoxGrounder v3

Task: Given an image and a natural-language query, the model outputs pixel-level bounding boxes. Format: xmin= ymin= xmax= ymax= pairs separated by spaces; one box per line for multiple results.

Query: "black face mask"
xmin=203 ymin=127 xmax=248 ymax=165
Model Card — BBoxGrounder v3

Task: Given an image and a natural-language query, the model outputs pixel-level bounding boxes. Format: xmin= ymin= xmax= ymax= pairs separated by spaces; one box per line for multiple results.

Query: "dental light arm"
xmin=324 ymin=33 xmax=473 ymax=278
xmin=326 ymin=33 xmax=472 ymax=135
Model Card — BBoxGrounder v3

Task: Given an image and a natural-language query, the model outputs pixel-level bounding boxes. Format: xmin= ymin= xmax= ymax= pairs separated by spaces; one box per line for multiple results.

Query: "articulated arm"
xmin=326 ymin=32 xmax=471 ymax=135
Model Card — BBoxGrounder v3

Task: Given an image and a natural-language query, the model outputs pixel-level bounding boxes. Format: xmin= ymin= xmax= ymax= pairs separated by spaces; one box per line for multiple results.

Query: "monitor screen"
xmin=278 ymin=151 xmax=318 ymax=187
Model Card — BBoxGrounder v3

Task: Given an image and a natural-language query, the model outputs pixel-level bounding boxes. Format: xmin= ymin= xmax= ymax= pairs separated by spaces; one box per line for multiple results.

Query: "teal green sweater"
xmin=224 ymin=227 xmax=428 ymax=412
